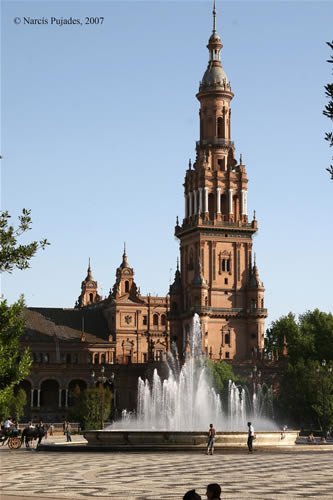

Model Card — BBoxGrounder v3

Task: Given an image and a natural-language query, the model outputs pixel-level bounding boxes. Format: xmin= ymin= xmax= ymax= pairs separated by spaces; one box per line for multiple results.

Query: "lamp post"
xmin=91 ymin=366 xmax=115 ymax=430
xmin=251 ymin=365 xmax=262 ymax=417
xmin=251 ymin=365 xmax=261 ymax=393
xmin=316 ymin=359 xmax=333 ymax=435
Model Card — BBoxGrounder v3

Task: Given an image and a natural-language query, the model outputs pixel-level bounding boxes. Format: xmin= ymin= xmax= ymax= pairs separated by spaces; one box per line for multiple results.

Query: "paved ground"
xmin=1 ymin=438 xmax=333 ymax=500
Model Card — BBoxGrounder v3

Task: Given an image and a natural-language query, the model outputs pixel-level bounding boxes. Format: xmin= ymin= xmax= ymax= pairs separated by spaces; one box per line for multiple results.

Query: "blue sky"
xmin=1 ymin=0 xmax=332 ymax=327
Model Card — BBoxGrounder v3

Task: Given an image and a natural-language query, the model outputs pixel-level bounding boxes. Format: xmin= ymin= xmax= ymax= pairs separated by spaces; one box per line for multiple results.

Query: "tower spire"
xmin=213 ymin=0 xmax=217 ymax=34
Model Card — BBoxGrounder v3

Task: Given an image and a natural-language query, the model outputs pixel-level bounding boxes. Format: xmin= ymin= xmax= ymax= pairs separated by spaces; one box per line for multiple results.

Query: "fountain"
xmin=84 ymin=315 xmax=297 ymax=449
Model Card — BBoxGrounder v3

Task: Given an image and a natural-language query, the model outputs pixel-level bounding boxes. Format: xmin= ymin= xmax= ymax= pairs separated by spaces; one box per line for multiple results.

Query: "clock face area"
xmin=87 ymin=282 xmax=95 ymax=288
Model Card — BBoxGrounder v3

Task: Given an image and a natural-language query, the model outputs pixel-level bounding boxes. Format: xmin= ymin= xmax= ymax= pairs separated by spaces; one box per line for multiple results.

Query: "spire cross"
xmin=212 ymin=0 xmax=217 ymax=33
xmin=123 ymin=242 xmax=126 ymax=256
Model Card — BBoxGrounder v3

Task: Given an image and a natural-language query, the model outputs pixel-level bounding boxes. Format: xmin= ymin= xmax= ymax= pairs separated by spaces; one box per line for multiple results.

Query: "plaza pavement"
xmin=1 ymin=436 xmax=333 ymax=500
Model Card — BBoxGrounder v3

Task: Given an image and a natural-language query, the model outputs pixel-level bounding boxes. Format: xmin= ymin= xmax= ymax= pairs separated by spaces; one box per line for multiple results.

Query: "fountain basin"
xmin=83 ymin=430 xmax=298 ymax=450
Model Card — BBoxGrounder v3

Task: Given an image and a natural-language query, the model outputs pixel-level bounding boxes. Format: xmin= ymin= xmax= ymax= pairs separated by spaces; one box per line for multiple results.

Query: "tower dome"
xmin=199 ymin=1 xmax=231 ymax=93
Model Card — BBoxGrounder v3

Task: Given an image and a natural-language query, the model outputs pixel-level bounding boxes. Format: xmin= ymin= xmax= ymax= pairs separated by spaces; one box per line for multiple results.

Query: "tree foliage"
xmin=205 ymin=359 xmax=240 ymax=395
xmin=267 ymin=309 xmax=333 ymax=429
xmin=68 ymin=386 xmax=112 ymax=430
xmin=0 ymin=298 xmax=32 ymax=415
xmin=0 ymin=209 xmax=49 ymax=273
xmin=323 ymin=41 xmax=333 ymax=179
xmin=266 ymin=309 xmax=333 ymax=363
xmin=277 ymin=359 xmax=333 ymax=430
xmin=0 ymin=388 xmax=27 ymax=422
xmin=0 ymin=209 xmax=48 ymax=416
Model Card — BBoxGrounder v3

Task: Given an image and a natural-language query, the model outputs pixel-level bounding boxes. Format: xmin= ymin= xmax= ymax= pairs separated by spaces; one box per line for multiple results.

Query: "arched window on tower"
xmin=221 ymin=194 xmax=227 ymax=218
xmin=125 ymin=281 xmax=129 ymax=293
xmin=208 ymin=193 xmax=215 ymax=221
xmin=225 ymin=333 xmax=230 ymax=345
xmin=153 ymin=314 xmax=158 ymax=326
xmin=89 ymin=293 xmax=94 ymax=303
xmin=161 ymin=314 xmax=166 ymax=326
xmin=217 ymin=117 xmax=224 ymax=139
xmin=221 ymin=258 xmax=231 ymax=273
xmin=233 ymin=195 xmax=239 ymax=221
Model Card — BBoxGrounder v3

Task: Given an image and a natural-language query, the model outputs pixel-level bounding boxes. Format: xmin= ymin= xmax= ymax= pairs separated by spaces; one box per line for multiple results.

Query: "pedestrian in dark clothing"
xmin=247 ymin=421 xmax=255 ymax=452
xmin=206 ymin=483 xmax=221 ymax=499
xmin=183 ymin=489 xmax=202 ymax=500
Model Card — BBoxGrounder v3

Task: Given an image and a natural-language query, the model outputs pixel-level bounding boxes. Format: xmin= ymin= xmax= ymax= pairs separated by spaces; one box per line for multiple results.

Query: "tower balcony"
xmin=191 ymin=306 xmax=268 ymax=318
xmin=175 ymin=216 xmax=257 ymax=238
xmin=196 ymin=138 xmax=234 ymax=148
xmin=170 ymin=306 xmax=268 ymax=319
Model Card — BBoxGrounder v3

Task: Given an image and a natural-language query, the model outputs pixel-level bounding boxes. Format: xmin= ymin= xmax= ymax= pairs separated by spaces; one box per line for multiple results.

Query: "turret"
xmin=76 ymin=259 xmax=101 ymax=307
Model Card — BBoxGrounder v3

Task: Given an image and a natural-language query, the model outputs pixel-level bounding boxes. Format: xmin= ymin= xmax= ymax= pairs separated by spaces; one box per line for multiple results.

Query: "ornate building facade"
xmin=19 ymin=4 xmax=267 ymax=421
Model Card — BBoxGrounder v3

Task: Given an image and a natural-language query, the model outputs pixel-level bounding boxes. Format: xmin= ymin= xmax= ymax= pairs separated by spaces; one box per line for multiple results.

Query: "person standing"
xmin=206 ymin=423 xmax=216 ymax=455
xmin=205 ymin=483 xmax=222 ymax=499
xmin=183 ymin=490 xmax=202 ymax=500
xmin=64 ymin=420 xmax=72 ymax=442
xmin=247 ymin=421 xmax=255 ymax=452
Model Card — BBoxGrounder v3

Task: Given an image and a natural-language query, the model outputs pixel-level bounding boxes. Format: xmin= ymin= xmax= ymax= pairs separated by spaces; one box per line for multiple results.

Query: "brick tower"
xmin=169 ymin=2 xmax=267 ymax=361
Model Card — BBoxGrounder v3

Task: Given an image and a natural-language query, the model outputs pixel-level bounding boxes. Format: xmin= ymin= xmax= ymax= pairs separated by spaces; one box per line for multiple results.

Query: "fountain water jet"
xmin=112 ymin=314 xmax=276 ymax=432
xmin=83 ymin=315 xmax=298 ymax=449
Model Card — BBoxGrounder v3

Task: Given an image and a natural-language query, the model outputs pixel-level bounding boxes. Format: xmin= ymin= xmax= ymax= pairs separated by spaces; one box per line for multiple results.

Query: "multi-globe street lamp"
xmin=91 ymin=366 xmax=115 ymax=430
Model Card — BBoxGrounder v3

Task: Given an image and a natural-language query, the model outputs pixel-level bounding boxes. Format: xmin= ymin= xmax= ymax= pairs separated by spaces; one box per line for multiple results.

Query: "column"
xmin=65 ymin=389 xmax=69 ymax=407
xmin=37 ymin=389 xmax=41 ymax=407
xmin=241 ymin=190 xmax=248 ymax=215
xmin=216 ymin=188 xmax=221 ymax=213
xmin=198 ymin=188 xmax=203 ymax=214
xmin=58 ymin=389 xmax=62 ymax=408
xmin=189 ymin=191 xmax=192 ymax=217
xmin=184 ymin=194 xmax=188 ymax=218
xmin=204 ymin=187 xmax=209 ymax=213
xmin=229 ymin=189 xmax=233 ymax=214
xmin=193 ymin=190 xmax=198 ymax=215
xmin=30 ymin=389 xmax=34 ymax=407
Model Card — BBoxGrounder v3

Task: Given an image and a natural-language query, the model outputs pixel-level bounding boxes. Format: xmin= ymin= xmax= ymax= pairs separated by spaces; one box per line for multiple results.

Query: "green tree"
xmin=323 ymin=41 xmax=333 ymax=179
xmin=265 ymin=309 xmax=333 ymax=363
xmin=277 ymin=359 xmax=333 ymax=431
xmin=69 ymin=387 xmax=112 ymax=430
xmin=0 ymin=297 xmax=32 ymax=417
xmin=0 ymin=209 xmax=49 ymax=417
xmin=0 ymin=388 xmax=27 ymax=422
xmin=0 ymin=209 xmax=49 ymax=272
xmin=205 ymin=359 xmax=239 ymax=395
xmin=265 ymin=313 xmax=300 ymax=361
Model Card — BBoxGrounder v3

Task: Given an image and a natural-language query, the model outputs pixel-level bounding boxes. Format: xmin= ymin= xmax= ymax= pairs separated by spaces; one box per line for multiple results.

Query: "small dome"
xmin=201 ymin=64 xmax=229 ymax=89
xmin=209 ymin=32 xmax=221 ymax=44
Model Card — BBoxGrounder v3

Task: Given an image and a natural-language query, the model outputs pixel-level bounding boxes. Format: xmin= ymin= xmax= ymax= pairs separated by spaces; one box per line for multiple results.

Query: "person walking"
xmin=206 ymin=423 xmax=216 ymax=455
xmin=247 ymin=421 xmax=255 ymax=452
xmin=64 ymin=420 xmax=72 ymax=442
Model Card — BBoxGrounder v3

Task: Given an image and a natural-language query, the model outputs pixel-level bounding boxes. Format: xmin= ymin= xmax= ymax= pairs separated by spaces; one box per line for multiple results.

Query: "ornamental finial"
xmin=213 ymin=0 xmax=217 ymax=33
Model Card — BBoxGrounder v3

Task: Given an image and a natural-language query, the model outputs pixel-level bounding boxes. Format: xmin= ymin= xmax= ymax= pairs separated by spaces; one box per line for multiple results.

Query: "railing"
xmin=189 ymin=306 xmax=267 ymax=316
xmin=175 ymin=218 xmax=255 ymax=233
xmin=196 ymin=139 xmax=234 ymax=148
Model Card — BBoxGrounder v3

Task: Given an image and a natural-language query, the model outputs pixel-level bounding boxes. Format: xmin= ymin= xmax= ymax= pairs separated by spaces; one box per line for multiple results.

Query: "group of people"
xmin=206 ymin=421 xmax=256 ymax=455
xmin=184 ymin=483 xmax=222 ymax=500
